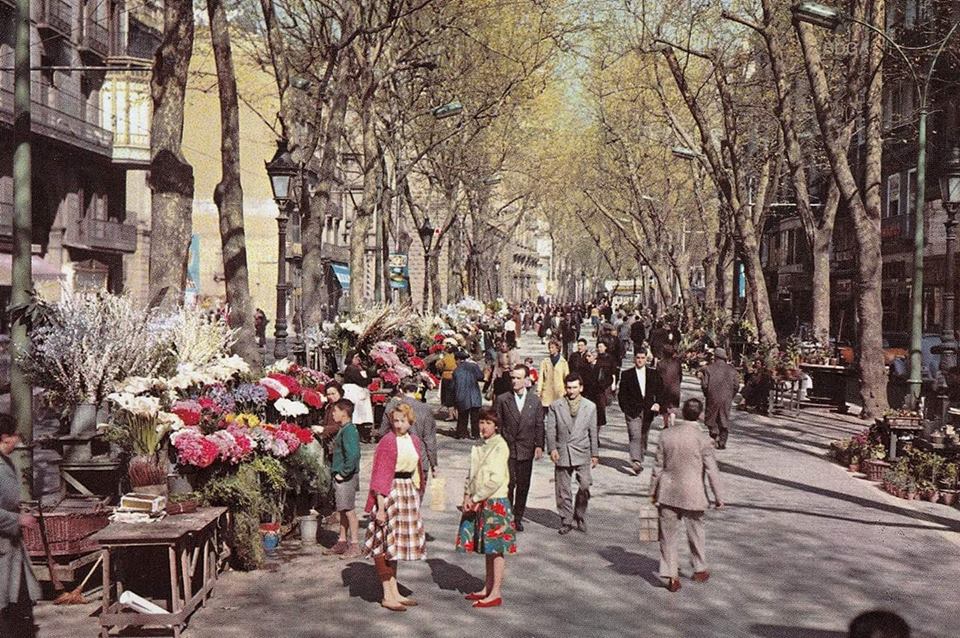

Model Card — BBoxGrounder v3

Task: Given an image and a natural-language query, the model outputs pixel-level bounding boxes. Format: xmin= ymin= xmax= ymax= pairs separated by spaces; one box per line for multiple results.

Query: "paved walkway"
xmin=36 ymin=330 xmax=960 ymax=637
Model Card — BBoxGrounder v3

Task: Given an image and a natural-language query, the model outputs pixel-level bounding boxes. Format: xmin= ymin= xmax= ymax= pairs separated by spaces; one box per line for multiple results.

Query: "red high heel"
xmin=472 ymin=598 xmax=502 ymax=608
xmin=464 ymin=592 xmax=487 ymax=601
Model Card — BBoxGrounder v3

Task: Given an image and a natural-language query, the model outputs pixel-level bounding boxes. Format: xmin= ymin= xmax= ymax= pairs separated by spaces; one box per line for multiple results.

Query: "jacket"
xmin=545 ymin=396 xmax=599 ymax=467
xmin=537 ymin=356 xmax=570 ymax=406
xmin=493 ymin=389 xmax=544 ymax=460
xmin=437 ymin=353 xmax=458 ymax=381
xmin=651 ymin=420 xmax=724 ymax=511
xmin=330 ymin=422 xmax=360 ymax=479
xmin=0 ymin=454 xmax=40 ymax=608
xmin=464 ymin=434 xmax=510 ymax=502
xmin=618 ymin=365 xmax=664 ymax=419
xmin=701 ymin=360 xmax=741 ymax=405
xmin=452 ymin=360 xmax=485 ymax=410
xmin=658 ymin=356 xmax=683 ymax=408
xmin=379 ymin=395 xmax=439 ymax=470
xmin=365 ymin=432 xmax=427 ymax=512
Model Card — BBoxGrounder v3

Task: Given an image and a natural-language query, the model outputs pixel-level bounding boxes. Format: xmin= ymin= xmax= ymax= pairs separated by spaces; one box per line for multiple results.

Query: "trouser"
xmin=456 ymin=407 xmax=480 ymax=438
xmin=0 ymin=575 xmax=35 ymax=638
xmin=705 ymin=400 xmax=731 ymax=446
xmin=626 ymin=413 xmax=654 ymax=465
xmin=508 ymin=457 xmax=533 ymax=522
xmin=658 ymin=505 xmax=707 ymax=580
xmin=555 ymin=462 xmax=592 ymax=526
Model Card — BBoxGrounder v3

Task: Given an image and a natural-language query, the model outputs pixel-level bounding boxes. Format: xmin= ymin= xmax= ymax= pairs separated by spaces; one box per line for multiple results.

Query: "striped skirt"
xmin=363 ymin=478 xmax=426 ymax=562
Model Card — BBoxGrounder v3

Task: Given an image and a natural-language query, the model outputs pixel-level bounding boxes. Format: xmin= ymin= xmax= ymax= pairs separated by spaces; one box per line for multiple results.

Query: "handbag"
xmin=638 ymin=474 xmax=658 ymax=542
xmin=429 ymin=477 xmax=447 ymax=511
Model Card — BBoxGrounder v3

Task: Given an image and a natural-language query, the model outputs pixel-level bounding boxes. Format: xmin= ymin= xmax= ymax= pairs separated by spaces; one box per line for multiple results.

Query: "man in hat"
xmin=700 ymin=347 xmax=740 ymax=449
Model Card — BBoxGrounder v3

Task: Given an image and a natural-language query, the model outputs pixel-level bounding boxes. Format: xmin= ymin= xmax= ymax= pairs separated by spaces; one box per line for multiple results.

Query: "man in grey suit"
xmin=700 ymin=347 xmax=741 ymax=449
xmin=380 ymin=379 xmax=439 ymax=476
xmin=651 ymin=398 xmax=725 ymax=593
xmin=545 ymin=372 xmax=599 ymax=535
xmin=493 ymin=364 xmax=544 ymax=532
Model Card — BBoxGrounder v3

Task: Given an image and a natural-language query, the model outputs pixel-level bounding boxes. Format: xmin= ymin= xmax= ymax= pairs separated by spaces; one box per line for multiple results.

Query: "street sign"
xmin=388 ymin=254 xmax=408 ymax=268
xmin=389 ymin=253 xmax=409 ymax=289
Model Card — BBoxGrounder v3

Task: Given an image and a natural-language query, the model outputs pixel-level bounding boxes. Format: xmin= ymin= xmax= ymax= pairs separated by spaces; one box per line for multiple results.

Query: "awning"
xmin=0 ymin=253 xmax=64 ymax=286
xmin=331 ymin=262 xmax=350 ymax=289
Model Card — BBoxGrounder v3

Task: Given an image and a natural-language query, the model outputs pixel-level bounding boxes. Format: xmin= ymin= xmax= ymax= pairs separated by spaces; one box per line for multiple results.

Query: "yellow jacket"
xmin=464 ymin=434 xmax=510 ymax=502
xmin=538 ymin=356 xmax=569 ymax=406
xmin=438 ymin=352 xmax=458 ymax=380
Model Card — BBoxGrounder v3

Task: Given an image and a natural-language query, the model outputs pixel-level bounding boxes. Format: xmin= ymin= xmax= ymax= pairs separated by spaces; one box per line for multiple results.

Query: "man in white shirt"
xmin=493 ymin=365 xmax=544 ymax=531
xmin=617 ymin=351 xmax=664 ymax=474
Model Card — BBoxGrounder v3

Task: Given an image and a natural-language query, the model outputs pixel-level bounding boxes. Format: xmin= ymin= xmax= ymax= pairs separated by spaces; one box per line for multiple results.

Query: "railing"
xmin=81 ymin=19 xmax=110 ymax=58
xmin=64 ymin=215 xmax=138 ymax=253
xmin=0 ymin=85 xmax=113 ymax=156
xmin=39 ymin=0 xmax=72 ymax=36
xmin=0 ymin=201 xmax=11 ymax=237
xmin=881 ymin=214 xmax=914 ymax=244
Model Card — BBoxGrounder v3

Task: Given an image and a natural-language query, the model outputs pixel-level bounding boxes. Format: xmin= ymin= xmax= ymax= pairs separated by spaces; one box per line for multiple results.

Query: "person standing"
xmin=487 ymin=340 xmax=519 ymax=400
xmin=364 ymin=404 xmax=428 ymax=612
xmin=545 ymin=374 xmax=599 ymax=535
xmin=617 ymin=350 xmax=663 ymax=475
xmin=503 ymin=315 xmax=517 ymax=350
xmin=342 ymin=352 xmax=374 ymax=439
xmin=254 ymin=308 xmax=268 ymax=348
xmin=0 ymin=415 xmax=40 ymax=637
xmin=568 ymin=338 xmax=589 ymax=376
xmin=324 ymin=399 xmax=362 ymax=558
xmin=581 ymin=349 xmax=613 ymax=432
xmin=618 ymin=313 xmax=633 ymax=357
xmin=456 ymin=407 xmax=516 ymax=608
xmin=379 ymin=380 xmax=438 ymax=477
xmin=436 ymin=342 xmax=459 ymax=421
xmin=658 ymin=344 xmax=683 ymax=427
xmin=493 ymin=365 xmax=544 ymax=531
xmin=537 ymin=341 xmax=569 ymax=409
xmin=630 ymin=314 xmax=646 ymax=354
xmin=701 ymin=348 xmax=741 ymax=449
xmin=453 ymin=351 xmax=484 ymax=439
xmin=650 ymin=398 xmax=724 ymax=593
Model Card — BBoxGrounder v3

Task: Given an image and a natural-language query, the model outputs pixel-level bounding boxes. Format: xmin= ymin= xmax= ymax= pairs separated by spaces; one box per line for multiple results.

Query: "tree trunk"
xmin=148 ymin=0 xmax=195 ymax=310
xmin=428 ymin=247 xmax=442 ymax=314
xmin=719 ymin=237 xmax=734 ymax=313
xmin=702 ymin=251 xmax=717 ymax=312
xmin=350 ymin=98 xmax=379 ymax=310
xmin=738 ymin=219 xmax=778 ymax=345
xmin=207 ymin=0 xmax=261 ymax=372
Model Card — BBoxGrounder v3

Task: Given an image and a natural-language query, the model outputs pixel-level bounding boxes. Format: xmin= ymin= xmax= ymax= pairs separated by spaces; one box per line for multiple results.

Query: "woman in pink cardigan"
xmin=363 ymin=403 xmax=428 ymax=611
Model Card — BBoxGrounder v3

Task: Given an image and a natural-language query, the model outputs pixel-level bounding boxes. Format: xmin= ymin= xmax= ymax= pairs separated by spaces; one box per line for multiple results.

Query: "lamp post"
xmin=418 ymin=217 xmax=435 ymax=310
xmin=265 ymin=138 xmax=298 ymax=361
xmin=938 ymin=146 xmax=960 ymax=375
xmin=792 ymin=0 xmax=960 ymax=408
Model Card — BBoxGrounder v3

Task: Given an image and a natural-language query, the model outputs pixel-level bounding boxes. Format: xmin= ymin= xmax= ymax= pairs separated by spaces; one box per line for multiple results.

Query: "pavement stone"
xmin=34 ymin=329 xmax=960 ymax=637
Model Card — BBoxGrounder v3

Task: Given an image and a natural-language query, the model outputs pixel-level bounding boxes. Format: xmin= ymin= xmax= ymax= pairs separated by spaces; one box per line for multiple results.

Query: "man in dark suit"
xmin=630 ymin=314 xmax=646 ymax=354
xmin=568 ymin=338 xmax=589 ymax=376
xmin=701 ymin=348 xmax=741 ymax=449
xmin=379 ymin=379 xmax=439 ymax=475
xmin=494 ymin=364 xmax=544 ymax=532
xmin=618 ymin=350 xmax=663 ymax=475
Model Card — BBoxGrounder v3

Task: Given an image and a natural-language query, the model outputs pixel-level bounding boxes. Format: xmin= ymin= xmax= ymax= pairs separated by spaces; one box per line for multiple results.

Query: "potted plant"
xmin=905 ymin=478 xmax=918 ymax=500
xmin=862 ymin=444 xmax=890 ymax=482
xmin=101 ymin=392 xmax=181 ymax=495
xmin=938 ymin=462 xmax=958 ymax=506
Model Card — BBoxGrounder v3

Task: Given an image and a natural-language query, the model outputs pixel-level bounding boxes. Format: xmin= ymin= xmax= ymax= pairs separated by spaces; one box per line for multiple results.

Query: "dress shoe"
xmin=575 ymin=519 xmax=588 ymax=533
xmin=558 ymin=524 xmax=573 ymax=535
xmin=632 ymin=462 xmax=644 ymax=476
xmin=716 ymin=442 xmax=726 ymax=450
xmin=472 ymin=598 xmax=503 ymax=608
xmin=692 ymin=571 xmax=710 ymax=583
xmin=514 ymin=520 xmax=524 ymax=532
xmin=398 ymin=597 xmax=419 ymax=607
xmin=465 ymin=592 xmax=487 ymax=601
xmin=380 ymin=601 xmax=407 ymax=612
xmin=666 ymin=578 xmax=681 ymax=592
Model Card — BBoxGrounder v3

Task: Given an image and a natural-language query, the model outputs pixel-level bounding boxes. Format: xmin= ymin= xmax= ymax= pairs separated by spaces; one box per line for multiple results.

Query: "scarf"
xmin=550 ymin=353 xmax=561 ymax=367
xmin=566 ymin=395 xmax=582 ymax=417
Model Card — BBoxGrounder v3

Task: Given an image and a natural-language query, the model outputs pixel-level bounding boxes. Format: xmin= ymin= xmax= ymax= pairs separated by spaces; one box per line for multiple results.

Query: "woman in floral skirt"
xmin=456 ymin=407 xmax=516 ymax=608
xmin=363 ymin=403 xmax=427 ymax=611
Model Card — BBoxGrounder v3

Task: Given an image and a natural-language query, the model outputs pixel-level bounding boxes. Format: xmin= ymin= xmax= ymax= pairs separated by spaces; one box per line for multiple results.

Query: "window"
xmin=887 ymin=173 xmax=901 ymax=218
xmin=907 ymin=168 xmax=917 ymax=217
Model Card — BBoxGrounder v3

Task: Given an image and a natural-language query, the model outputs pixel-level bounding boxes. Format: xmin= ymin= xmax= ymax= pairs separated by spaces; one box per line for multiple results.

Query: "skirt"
xmin=455 ymin=497 xmax=517 ymax=555
xmin=440 ymin=379 xmax=456 ymax=407
xmin=363 ymin=478 xmax=426 ymax=561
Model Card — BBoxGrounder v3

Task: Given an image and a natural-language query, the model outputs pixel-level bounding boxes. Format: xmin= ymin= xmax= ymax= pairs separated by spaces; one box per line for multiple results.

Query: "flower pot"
xmin=863 ymin=459 xmax=890 ymax=482
xmin=260 ymin=523 xmax=281 ymax=552
xmin=941 ymin=490 xmax=959 ymax=506
xmin=906 ymin=490 xmax=918 ymax=500
xmin=924 ymin=491 xmax=940 ymax=503
xmin=298 ymin=515 xmax=319 ymax=545
xmin=848 ymin=463 xmax=860 ymax=473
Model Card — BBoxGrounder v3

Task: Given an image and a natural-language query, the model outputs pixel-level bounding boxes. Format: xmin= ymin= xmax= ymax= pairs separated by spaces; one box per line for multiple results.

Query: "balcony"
xmin=104 ymin=71 xmax=151 ymax=165
xmin=64 ymin=216 xmax=138 ymax=253
xmin=0 ymin=85 xmax=113 ymax=156
xmin=79 ymin=18 xmax=110 ymax=58
xmin=0 ymin=200 xmax=11 ymax=238
xmin=38 ymin=0 xmax=72 ymax=37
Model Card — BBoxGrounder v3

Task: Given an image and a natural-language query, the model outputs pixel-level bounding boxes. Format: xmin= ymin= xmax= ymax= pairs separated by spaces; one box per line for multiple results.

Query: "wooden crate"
xmin=638 ymin=504 xmax=659 ymax=543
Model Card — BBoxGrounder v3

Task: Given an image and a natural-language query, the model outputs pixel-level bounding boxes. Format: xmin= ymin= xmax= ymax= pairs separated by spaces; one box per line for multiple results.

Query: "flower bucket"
xmin=260 ymin=522 xmax=281 ymax=552
xmin=70 ymin=402 xmax=99 ymax=438
xmin=298 ymin=514 xmax=319 ymax=544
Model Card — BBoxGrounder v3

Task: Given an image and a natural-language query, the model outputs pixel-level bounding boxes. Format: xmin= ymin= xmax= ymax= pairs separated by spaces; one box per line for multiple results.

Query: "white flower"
xmin=127 ymin=395 xmax=161 ymax=417
xmin=114 ymin=376 xmax=155 ymax=395
xmin=156 ymin=411 xmax=185 ymax=436
xmin=259 ymin=377 xmax=289 ymax=398
xmin=107 ymin=392 xmax=135 ymax=411
xmin=275 ymin=398 xmax=309 ymax=417
xmin=266 ymin=358 xmax=293 ymax=374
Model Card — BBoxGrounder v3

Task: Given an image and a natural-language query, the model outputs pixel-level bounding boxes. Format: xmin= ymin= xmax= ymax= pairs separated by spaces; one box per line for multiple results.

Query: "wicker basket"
xmin=862 ymin=459 xmax=890 ymax=482
xmin=638 ymin=503 xmax=658 ymax=542
xmin=23 ymin=511 xmax=110 ymax=557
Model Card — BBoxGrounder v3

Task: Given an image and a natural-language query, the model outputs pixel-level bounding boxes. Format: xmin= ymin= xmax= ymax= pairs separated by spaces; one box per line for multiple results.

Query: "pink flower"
xmin=409 ymin=356 xmax=425 ymax=370
xmin=172 ymin=429 xmax=218 ymax=468
xmin=382 ymin=370 xmax=400 ymax=386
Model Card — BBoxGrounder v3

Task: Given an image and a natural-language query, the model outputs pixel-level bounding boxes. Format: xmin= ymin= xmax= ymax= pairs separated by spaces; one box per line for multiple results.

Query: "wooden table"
xmin=90 ymin=507 xmax=229 ymax=638
xmin=800 ymin=363 xmax=856 ymax=413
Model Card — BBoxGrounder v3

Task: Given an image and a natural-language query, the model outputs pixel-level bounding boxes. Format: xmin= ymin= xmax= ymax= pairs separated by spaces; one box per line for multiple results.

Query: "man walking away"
xmin=630 ymin=314 xmax=646 ymax=355
xmin=494 ymin=365 xmax=544 ymax=531
xmin=651 ymin=398 xmax=724 ymax=593
xmin=545 ymin=374 xmax=598 ymax=535
xmin=453 ymin=350 xmax=485 ymax=439
xmin=701 ymin=348 xmax=740 ymax=449
xmin=617 ymin=350 xmax=663 ymax=475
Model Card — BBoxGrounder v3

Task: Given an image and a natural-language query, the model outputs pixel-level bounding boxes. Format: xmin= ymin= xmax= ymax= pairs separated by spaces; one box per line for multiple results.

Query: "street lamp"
xmin=793 ymin=1 xmax=960 ymax=407
xmin=431 ymin=101 xmax=463 ymax=119
xmin=938 ymin=146 xmax=960 ymax=375
xmin=418 ymin=217 xmax=435 ymax=252
xmin=265 ymin=138 xmax=298 ymax=361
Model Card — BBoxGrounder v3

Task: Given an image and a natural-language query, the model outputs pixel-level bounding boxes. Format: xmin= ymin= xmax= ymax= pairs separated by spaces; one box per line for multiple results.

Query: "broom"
xmin=54 ymin=554 xmax=103 ymax=605
xmin=35 ymin=501 xmax=65 ymax=593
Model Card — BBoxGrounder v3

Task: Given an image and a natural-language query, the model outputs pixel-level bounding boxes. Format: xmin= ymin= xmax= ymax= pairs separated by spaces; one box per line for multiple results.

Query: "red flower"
xmin=171 ymin=404 xmax=201 ymax=427
xmin=368 ymin=379 xmax=381 ymax=392
xmin=301 ymin=388 xmax=324 ymax=409
xmin=486 ymin=527 xmax=502 ymax=539
xmin=433 ymin=334 xmax=444 ymax=342
xmin=382 ymin=370 xmax=400 ymax=386
xmin=400 ymin=341 xmax=415 ymax=356
xmin=371 ymin=393 xmax=388 ymax=405
xmin=429 ymin=344 xmax=443 ymax=354
xmin=502 ymin=534 xmax=513 ymax=542
xmin=268 ymin=373 xmax=301 ymax=396
xmin=409 ymin=356 xmax=425 ymax=370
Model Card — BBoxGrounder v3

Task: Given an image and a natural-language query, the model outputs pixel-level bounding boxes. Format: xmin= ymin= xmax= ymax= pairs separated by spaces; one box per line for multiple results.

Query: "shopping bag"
xmin=429 ymin=476 xmax=447 ymax=511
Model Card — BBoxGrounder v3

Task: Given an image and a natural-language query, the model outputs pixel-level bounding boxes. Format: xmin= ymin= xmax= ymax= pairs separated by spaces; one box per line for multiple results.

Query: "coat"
xmin=493 ymin=390 xmax=544 ymax=461
xmin=452 ymin=360 xmax=485 ymax=410
xmin=365 ymin=432 xmax=427 ymax=512
xmin=0 ymin=454 xmax=40 ymax=608
xmin=658 ymin=356 xmax=683 ymax=409
xmin=379 ymin=395 xmax=439 ymax=470
xmin=651 ymin=420 xmax=724 ymax=511
xmin=617 ymin=365 xmax=664 ymax=419
xmin=545 ymin=397 xmax=599 ymax=467
xmin=537 ymin=356 xmax=570 ymax=406
xmin=464 ymin=434 xmax=511 ymax=502
xmin=701 ymin=360 xmax=740 ymax=406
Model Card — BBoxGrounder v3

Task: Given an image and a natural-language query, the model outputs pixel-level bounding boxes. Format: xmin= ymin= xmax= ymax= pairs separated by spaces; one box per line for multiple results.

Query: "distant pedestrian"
xmin=701 ymin=348 xmax=740 ymax=449
xmin=493 ymin=365 xmax=544 ymax=531
xmin=324 ymin=399 xmax=362 ymax=558
xmin=537 ymin=340 xmax=569 ymax=408
xmin=456 ymin=407 xmax=516 ymax=608
xmin=568 ymin=338 xmax=589 ymax=376
xmin=254 ymin=308 xmax=268 ymax=347
xmin=380 ymin=380 xmax=438 ymax=477
xmin=437 ymin=342 xmax=459 ymax=421
xmin=503 ymin=316 xmax=517 ymax=350
xmin=658 ymin=344 xmax=683 ymax=426
xmin=617 ymin=350 xmax=663 ymax=475
xmin=364 ymin=404 xmax=428 ymax=612
xmin=651 ymin=398 xmax=724 ymax=593
xmin=545 ymin=373 xmax=598 ymax=535
xmin=452 ymin=351 xmax=484 ymax=439
xmin=630 ymin=314 xmax=646 ymax=354
xmin=342 ymin=351 xmax=374 ymax=437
